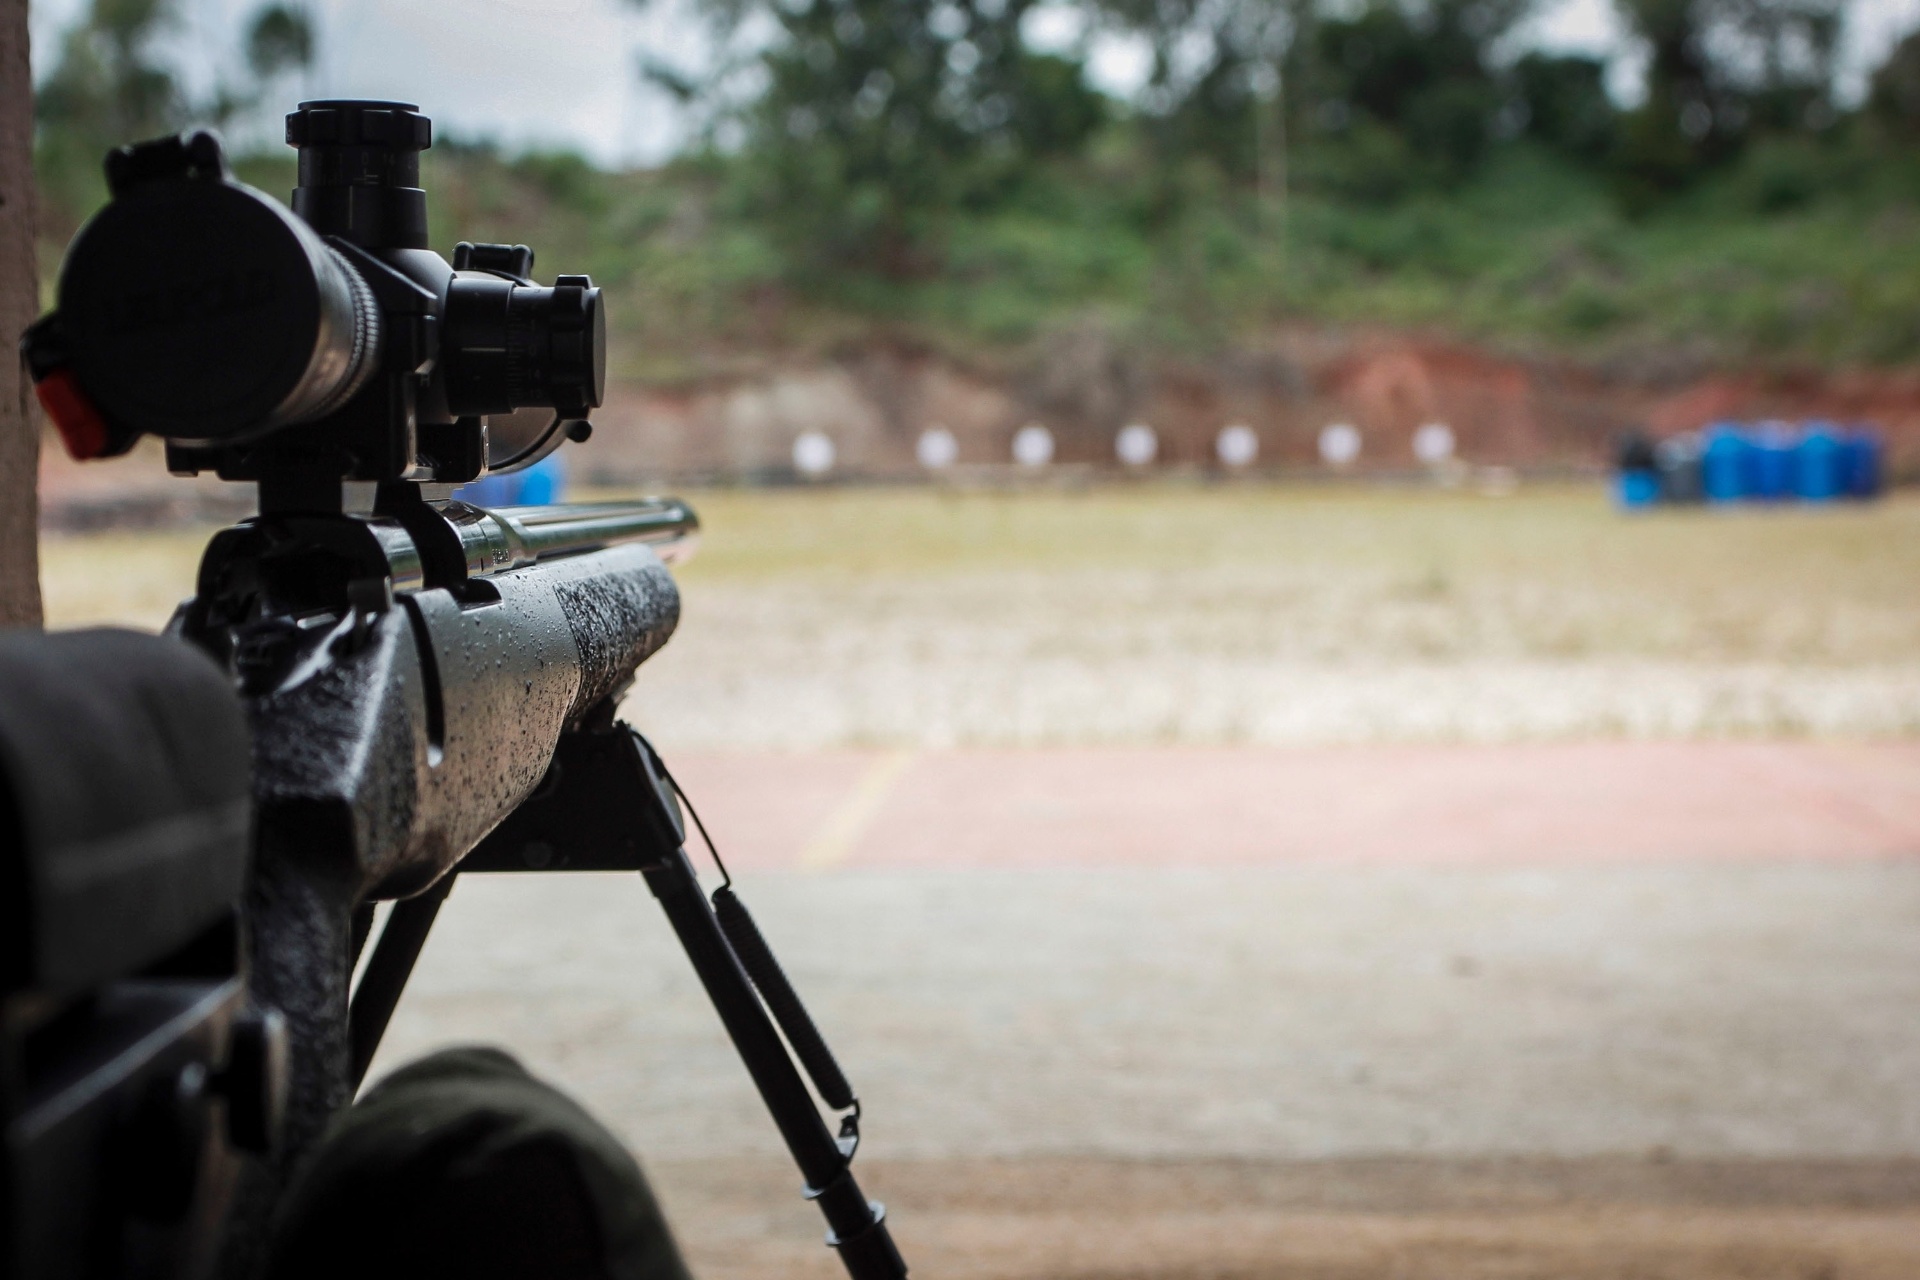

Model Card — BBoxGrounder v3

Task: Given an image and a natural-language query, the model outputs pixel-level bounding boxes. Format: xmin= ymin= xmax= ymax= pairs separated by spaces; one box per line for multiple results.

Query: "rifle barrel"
xmin=441 ymin=497 xmax=701 ymax=577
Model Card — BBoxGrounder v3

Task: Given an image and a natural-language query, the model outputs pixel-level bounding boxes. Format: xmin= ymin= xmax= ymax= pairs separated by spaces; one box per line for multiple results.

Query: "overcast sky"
xmin=29 ymin=0 xmax=1920 ymax=168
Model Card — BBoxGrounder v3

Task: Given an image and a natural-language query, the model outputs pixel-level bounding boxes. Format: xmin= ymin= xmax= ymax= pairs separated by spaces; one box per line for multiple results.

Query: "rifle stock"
xmin=172 ymin=497 xmax=695 ymax=1272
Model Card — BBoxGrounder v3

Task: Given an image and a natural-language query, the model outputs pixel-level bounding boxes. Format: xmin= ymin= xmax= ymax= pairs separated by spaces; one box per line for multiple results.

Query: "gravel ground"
xmin=616 ymin=485 xmax=1920 ymax=748
xmin=626 ymin=570 xmax=1920 ymax=748
xmin=42 ymin=487 xmax=1920 ymax=745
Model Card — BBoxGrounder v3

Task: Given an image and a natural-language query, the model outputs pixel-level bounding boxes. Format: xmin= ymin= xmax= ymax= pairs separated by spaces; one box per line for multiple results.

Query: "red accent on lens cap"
xmin=34 ymin=367 xmax=112 ymax=460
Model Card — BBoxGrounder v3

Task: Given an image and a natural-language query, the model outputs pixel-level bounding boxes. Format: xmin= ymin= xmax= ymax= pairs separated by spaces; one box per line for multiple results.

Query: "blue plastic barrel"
xmin=1840 ymin=427 xmax=1884 ymax=499
xmin=515 ymin=452 xmax=567 ymax=504
xmin=453 ymin=470 xmax=516 ymax=507
xmin=452 ymin=451 xmax=568 ymax=507
xmin=1616 ymin=469 xmax=1661 ymax=508
xmin=1792 ymin=422 xmax=1843 ymax=501
xmin=1752 ymin=422 xmax=1797 ymax=500
xmin=1702 ymin=424 xmax=1753 ymax=502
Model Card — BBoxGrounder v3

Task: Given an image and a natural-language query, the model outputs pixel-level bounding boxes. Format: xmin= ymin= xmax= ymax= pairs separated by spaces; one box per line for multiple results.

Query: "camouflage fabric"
xmin=261 ymin=1046 xmax=695 ymax=1280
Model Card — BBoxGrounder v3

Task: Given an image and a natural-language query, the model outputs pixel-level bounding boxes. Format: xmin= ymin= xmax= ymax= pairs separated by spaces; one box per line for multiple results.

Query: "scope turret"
xmin=288 ymin=100 xmax=432 ymax=250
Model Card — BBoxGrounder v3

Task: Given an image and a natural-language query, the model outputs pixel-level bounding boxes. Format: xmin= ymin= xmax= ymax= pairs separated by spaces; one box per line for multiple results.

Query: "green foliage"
xmin=35 ymin=0 xmax=318 ymax=243
xmin=1091 ymin=0 xmax=1287 ymax=187
xmin=35 ymin=0 xmax=184 ymax=223
xmin=1736 ymin=136 xmax=1826 ymax=212
xmin=1610 ymin=90 xmax=1710 ymax=213
xmin=1511 ymin=53 xmax=1615 ymax=161
xmin=1292 ymin=119 xmax=1416 ymax=203
xmin=1606 ymin=0 xmax=1842 ymax=204
xmin=675 ymin=0 xmax=1106 ymax=279
xmin=245 ymin=5 xmax=315 ymax=80
xmin=367 ymin=132 xmax=1920 ymax=370
xmin=38 ymin=0 xmax=183 ymax=142
xmin=1869 ymin=31 xmax=1920 ymax=141
xmin=1300 ymin=0 xmax=1517 ymax=182
xmin=35 ymin=0 xmax=1920 ymax=380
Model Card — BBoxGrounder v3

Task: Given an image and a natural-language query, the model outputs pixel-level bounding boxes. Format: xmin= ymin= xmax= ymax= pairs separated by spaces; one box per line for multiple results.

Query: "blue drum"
xmin=1751 ymin=423 xmax=1797 ymax=500
xmin=1841 ymin=427 xmax=1884 ymax=498
xmin=454 ymin=451 xmax=569 ymax=507
xmin=1702 ymin=424 xmax=1754 ymax=502
xmin=1792 ymin=422 xmax=1843 ymax=501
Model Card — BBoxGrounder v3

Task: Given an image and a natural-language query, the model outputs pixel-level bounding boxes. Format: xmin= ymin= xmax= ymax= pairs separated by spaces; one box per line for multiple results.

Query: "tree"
xmin=222 ymin=5 xmax=315 ymax=125
xmin=1511 ymin=52 xmax=1615 ymax=161
xmin=1091 ymin=0 xmax=1294 ymax=185
xmin=1 ymin=0 xmax=38 ymax=627
xmin=1867 ymin=28 xmax=1920 ymax=140
xmin=1307 ymin=0 xmax=1524 ymax=181
xmin=35 ymin=0 xmax=187 ymax=226
xmin=1269 ymin=0 xmax=1534 ymax=199
xmin=1091 ymin=0 xmax=1535 ymax=197
xmin=246 ymin=4 xmax=314 ymax=82
xmin=1718 ymin=0 xmax=1842 ymax=132
xmin=36 ymin=0 xmax=318 ymax=229
xmin=37 ymin=0 xmax=183 ymax=151
xmin=659 ymin=0 xmax=1105 ymax=278
xmin=1609 ymin=0 xmax=1841 ymax=207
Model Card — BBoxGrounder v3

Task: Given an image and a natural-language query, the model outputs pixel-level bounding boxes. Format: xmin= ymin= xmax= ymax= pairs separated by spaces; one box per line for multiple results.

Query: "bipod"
xmin=348 ymin=714 xmax=908 ymax=1280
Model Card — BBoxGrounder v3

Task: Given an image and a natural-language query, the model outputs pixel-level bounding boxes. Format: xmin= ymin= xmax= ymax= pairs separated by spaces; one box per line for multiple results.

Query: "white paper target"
xmin=1319 ymin=423 xmax=1362 ymax=467
xmin=1413 ymin=422 xmax=1456 ymax=464
xmin=1216 ymin=424 xmax=1258 ymax=467
xmin=793 ymin=431 xmax=836 ymax=476
xmin=917 ymin=426 xmax=959 ymax=469
xmin=1012 ymin=423 xmax=1054 ymax=467
xmin=1115 ymin=423 xmax=1157 ymax=466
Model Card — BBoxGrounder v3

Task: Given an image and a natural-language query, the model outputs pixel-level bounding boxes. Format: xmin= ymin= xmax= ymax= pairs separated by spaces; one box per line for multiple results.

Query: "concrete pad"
xmin=377 ymin=864 xmax=1920 ymax=1163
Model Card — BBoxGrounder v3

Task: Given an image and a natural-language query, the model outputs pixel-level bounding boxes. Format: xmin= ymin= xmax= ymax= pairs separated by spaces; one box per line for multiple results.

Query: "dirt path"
xmin=652 ymin=1156 xmax=1920 ymax=1279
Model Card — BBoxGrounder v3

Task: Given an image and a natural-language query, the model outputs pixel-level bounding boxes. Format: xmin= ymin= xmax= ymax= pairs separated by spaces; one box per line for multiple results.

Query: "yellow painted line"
xmin=797 ymin=750 xmax=919 ymax=870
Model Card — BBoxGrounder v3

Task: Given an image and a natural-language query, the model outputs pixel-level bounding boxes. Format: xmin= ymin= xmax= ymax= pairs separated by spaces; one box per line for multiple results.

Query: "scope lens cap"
xmin=57 ymin=179 xmax=328 ymax=443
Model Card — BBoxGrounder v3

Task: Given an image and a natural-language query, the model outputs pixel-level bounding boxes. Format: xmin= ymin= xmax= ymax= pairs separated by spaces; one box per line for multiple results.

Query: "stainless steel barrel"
xmin=435 ymin=497 xmax=701 ymax=578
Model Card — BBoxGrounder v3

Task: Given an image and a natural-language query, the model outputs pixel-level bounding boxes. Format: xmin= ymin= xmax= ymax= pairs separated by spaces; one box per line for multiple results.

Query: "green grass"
xmin=46 ymin=487 xmax=1920 ymax=744
xmin=39 ymin=135 xmax=1920 ymax=378
xmin=52 ymin=486 xmax=1920 ymax=666
xmin=578 ymin=483 xmax=1920 ymax=666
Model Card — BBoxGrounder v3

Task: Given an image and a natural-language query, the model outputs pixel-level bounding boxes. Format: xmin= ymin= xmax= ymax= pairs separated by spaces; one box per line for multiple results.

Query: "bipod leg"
xmin=347 ymin=872 xmax=457 ymax=1088
xmin=464 ymin=723 xmax=908 ymax=1280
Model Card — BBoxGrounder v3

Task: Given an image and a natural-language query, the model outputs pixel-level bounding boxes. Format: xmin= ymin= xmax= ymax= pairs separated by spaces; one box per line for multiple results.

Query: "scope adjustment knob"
xmin=286 ymin=100 xmax=431 ymax=150
xmin=543 ymin=275 xmax=605 ymax=419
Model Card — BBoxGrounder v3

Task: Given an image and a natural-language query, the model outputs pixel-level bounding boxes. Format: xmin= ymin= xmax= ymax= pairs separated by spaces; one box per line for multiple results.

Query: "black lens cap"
xmin=58 ymin=179 xmax=328 ymax=444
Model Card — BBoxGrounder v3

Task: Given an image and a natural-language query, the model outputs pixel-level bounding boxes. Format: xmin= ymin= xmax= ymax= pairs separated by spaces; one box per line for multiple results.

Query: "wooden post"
xmin=0 ymin=0 xmax=40 ymax=627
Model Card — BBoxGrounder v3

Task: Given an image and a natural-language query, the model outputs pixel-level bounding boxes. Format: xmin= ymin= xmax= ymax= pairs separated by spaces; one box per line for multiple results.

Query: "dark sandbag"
xmin=262 ymin=1046 xmax=694 ymax=1280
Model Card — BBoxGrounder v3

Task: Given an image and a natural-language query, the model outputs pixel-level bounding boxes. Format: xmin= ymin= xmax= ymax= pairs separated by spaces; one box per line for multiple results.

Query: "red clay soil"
xmin=581 ymin=331 xmax=1920 ymax=481
xmin=33 ymin=330 xmax=1920 ymax=506
xmin=661 ymin=741 xmax=1920 ymax=872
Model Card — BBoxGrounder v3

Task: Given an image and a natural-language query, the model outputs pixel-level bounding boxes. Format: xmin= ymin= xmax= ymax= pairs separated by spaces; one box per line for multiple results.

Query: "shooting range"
xmin=9 ymin=1 xmax=1920 ymax=1277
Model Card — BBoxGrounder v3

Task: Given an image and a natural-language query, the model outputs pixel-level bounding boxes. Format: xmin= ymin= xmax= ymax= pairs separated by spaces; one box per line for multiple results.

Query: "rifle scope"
xmin=24 ymin=101 xmax=604 ymax=483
